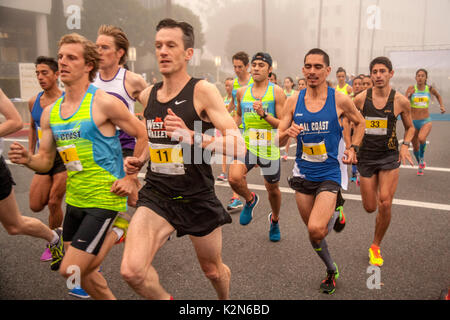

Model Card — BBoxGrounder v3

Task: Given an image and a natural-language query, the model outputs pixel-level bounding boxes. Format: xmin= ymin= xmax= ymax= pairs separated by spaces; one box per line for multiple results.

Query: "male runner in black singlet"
xmin=120 ymin=19 xmax=245 ymax=300
xmin=353 ymin=57 xmax=414 ymax=267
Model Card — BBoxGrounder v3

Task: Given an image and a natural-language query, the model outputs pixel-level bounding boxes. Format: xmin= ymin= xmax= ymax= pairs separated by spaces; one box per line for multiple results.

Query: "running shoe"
xmin=40 ymin=247 xmax=52 ymax=262
xmin=369 ymin=245 xmax=384 ymax=267
xmin=216 ymin=173 xmax=227 ymax=181
xmin=227 ymin=197 xmax=244 ymax=211
xmin=112 ymin=212 xmax=131 ymax=244
xmin=268 ymin=212 xmax=280 ymax=242
xmin=69 ymin=286 xmax=90 ymax=299
xmin=333 ymin=206 xmax=346 ymax=233
xmin=320 ymin=262 xmax=339 ymax=294
xmin=49 ymin=228 xmax=64 ymax=271
xmin=239 ymin=192 xmax=259 ymax=225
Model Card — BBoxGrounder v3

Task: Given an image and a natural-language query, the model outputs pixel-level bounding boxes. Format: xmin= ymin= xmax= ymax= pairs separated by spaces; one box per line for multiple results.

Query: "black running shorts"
xmin=63 ymin=204 xmax=118 ymax=255
xmin=0 ymin=156 xmax=15 ymax=201
xmin=288 ymin=176 xmax=341 ymax=196
xmin=242 ymin=150 xmax=281 ymax=184
xmin=36 ymin=152 xmax=66 ymax=176
xmin=137 ymin=184 xmax=232 ymax=238
xmin=357 ymin=152 xmax=400 ymax=178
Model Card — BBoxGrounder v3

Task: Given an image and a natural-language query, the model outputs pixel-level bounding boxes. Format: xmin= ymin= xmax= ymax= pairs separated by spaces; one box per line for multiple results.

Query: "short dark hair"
xmin=304 ymin=48 xmax=330 ymax=67
xmin=370 ymin=56 xmax=393 ymax=73
xmin=416 ymin=68 xmax=428 ymax=78
xmin=156 ymin=18 xmax=194 ymax=49
xmin=35 ymin=56 xmax=58 ymax=73
xmin=232 ymin=51 xmax=249 ymax=66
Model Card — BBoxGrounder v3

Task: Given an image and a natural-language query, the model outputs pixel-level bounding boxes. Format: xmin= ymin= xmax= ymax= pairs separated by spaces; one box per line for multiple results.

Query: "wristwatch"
xmin=260 ymin=111 xmax=268 ymax=120
xmin=402 ymin=141 xmax=411 ymax=147
xmin=193 ymin=132 xmax=203 ymax=148
xmin=350 ymin=144 xmax=360 ymax=153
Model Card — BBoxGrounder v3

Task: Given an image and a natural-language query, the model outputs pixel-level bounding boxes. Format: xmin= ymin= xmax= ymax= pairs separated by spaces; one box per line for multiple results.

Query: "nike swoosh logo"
xmin=174 ymin=100 xmax=187 ymax=105
xmin=77 ymin=240 xmax=87 ymax=243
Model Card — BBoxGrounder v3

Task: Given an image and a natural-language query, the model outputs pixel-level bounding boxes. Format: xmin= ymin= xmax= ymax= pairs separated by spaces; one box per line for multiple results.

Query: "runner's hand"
xmin=399 ymin=144 xmax=414 ymax=166
xmin=124 ymin=156 xmax=143 ymax=175
xmin=343 ymin=148 xmax=357 ymax=165
xmin=286 ymin=123 xmax=303 ymax=138
xmin=164 ymin=108 xmax=193 ymax=144
xmin=440 ymin=105 xmax=446 ymax=114
xmin=8 ymin=142 xmax=31 ymax=165
xmin=252 ymin=100 xmax=264 ymax=117
xmin=111 ymin=176 xmax=135 ymax=197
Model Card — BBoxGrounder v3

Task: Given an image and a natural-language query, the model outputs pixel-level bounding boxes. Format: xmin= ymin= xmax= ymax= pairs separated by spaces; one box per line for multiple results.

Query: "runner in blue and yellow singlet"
xmin=229 ymin=52 xmax=286 ymax=242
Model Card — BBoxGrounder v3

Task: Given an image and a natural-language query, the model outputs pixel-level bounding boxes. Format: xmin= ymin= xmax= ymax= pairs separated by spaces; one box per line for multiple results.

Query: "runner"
xmin=28 ymin=56 xmax=67 ymax=262
xmin=281 ymin=77 xmax=297 ymax=161
xmin=362 ymin=74 xmax=373 ymax=90
xmin=297 ymin=78 xmax=307 ymax=91
xmin=120 ymin=18 xmax=245 ymax=300
xmin=335 ymin=67 xmax=353 ymax=96
xmin=9 ymin=33 xmax=148 ymax=300
xmin=3 ymin=88 xmax=64 ymax=271
xmin=349 ymin=75 xmax=365 ymax=183
xmin=228 ymin=52 xmax=286 ymax=242
xmin=217 ymin=77 xmax=243 ymax=211
xmin=269 ymin=72 xmax=278 ymax=85
xmin=405 ymin=69 xmax=445 ymax=175
xmin=277 ymin=48 xmax=365 ymax=294
xmin=353 ymin=56 xmax=415 ymax=267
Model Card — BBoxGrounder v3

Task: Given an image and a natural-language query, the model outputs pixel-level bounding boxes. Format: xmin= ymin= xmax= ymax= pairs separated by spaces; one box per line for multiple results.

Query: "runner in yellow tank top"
xmin=336 ymin=67 xmax=353 ymax=96
xmin=228 ymin=52 xmax=286 ymax=242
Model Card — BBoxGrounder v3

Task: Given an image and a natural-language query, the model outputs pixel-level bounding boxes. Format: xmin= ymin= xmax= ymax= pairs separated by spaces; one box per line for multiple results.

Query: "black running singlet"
xmin=143 ymin=78 xmax=215 ymax=199
xmin=358 ymin=88 xmax=399 ymax=160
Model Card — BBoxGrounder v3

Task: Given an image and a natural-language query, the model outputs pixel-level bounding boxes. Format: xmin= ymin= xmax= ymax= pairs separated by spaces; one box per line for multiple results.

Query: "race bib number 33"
xmin=365 ymin=117 xmax=388 ymax=135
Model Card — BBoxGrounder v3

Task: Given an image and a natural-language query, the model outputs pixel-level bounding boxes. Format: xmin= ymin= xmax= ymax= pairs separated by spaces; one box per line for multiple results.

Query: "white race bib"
xmin=365 ymin=116 xmax=388 ymax=135
xmin=57 ymin=144 xmax=83 ymax=171
xmin=149 ymin=143 xmax=185 ymax=175
xmin=301 ymin=140 xmax=328 ymax=162
xmin=248 ymin=128 xmax=272 ymax=147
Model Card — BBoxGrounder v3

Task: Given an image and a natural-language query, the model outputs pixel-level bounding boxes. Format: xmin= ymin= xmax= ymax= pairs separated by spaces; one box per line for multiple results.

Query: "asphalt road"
xmin=0 ymin=121 xmax=449 ymax=301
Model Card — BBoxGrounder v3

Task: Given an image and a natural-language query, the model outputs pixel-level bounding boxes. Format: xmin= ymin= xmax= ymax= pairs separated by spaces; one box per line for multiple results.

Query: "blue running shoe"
xmin=239 ymin=193 xmax=259 ymax=225
xmin=227 ymin=197 xmax=244 ymax=211
xmin=69 ymin=286 xmax=90 ymax=299
xmin=268 ymin=212 xmax=280 ymax=242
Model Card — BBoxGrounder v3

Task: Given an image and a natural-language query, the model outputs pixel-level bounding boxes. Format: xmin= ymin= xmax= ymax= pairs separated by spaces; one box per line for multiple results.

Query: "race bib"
xmin=248 ymin=129 xmax=272 ymax=147
xmin=57 ymin=144 xmax=83 ymax=171
xmin=365 ymin=116 xmax=388 ymax=135
xmin=413 ymin=96 xmax=429 ymax=107
xmin=149 ymin=143 xmax=185 ymax=175
xmin=37 ymin=126 xmax=42 ymax=141
xmin=301 ymin=140 xmax=328 ymax=162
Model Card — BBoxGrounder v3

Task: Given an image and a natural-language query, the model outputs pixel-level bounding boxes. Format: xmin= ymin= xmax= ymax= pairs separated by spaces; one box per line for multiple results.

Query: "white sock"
xmin=50 ymin=230 xmax=59 ymax=245
xmin=112 ymin=227 xmax=124 ymax=240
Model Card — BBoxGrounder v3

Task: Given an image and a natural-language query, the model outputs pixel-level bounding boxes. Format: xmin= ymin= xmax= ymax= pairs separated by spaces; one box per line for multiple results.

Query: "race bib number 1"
xmin=150 ymin=143 xmax=185 ymax=175
xmin=57 ymin=144 xmax=83 ymax=171
xmin=301 ymin=140 xmax=328 ymax=162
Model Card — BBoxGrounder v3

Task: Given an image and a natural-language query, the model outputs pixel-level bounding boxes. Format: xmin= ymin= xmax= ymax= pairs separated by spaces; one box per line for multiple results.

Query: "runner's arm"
xmin=125 ymin=71 xmax=149 ymax=103
xmin=405 ymin=85 xmax=415 ymax=100
xmin=276 ymin=94 xmax=301 ymax=147
xmin=0 ymin=88 xmax=23 ymax=138
xmin=9 ymin=107 xmax=56 ymax=173
xmin=397 ymin=94 xmax=415 ymax=165
xmin=430 ymin=87 xmax=445 ymax=114
xmin=27 ymin=96 xmax=37 ymax=154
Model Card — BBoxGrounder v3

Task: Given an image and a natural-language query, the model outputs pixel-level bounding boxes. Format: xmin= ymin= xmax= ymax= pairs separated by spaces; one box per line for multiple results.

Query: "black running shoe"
xmin=49 ymin=228 xmax=64 ymax=271
xmin=320 ymin=264 xmax=339 ymax=294
xmin=333 ymin=206 xmax=346 ymax=233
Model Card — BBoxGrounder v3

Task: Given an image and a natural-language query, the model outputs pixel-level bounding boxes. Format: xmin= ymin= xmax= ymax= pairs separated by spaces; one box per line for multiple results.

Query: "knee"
xmin=200 ymin=262 xmax=220 ymax=282
xmin=29 ymin=202 xmax=45 ymax=213
xmin=121 ymin=260 xmax=147 ymax=288
xmin=227 ymin=172 xmax=242 ymax=187
xmin=47 ymin=196 xmax=63 ymax=212
xmin=5 ymin=224 xmax=21 ymax=236
xmin=364 ymin=203 xmax=377 ymax=213
xmin=378 ymin=197 xmax=392 ymax=212
xmin=308 ymin=224 xmax=326 ymax=242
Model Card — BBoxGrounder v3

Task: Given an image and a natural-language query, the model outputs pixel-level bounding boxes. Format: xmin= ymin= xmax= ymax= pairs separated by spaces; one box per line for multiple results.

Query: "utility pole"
xmin=317 ymin=0 xmax=323 ymax=48
xmin=262 ymin=0 xmax=267 ymax=51
xmin=355 ymin=0 xmax=363 ymax=75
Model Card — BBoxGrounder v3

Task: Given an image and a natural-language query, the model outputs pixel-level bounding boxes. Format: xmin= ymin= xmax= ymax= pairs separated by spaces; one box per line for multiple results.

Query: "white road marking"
xmin=214 ymin=181 xmax=450 ymax=211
